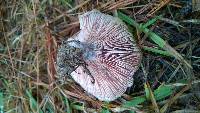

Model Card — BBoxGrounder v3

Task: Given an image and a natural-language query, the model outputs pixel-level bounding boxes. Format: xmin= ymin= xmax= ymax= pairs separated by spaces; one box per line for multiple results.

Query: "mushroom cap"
xmin=59 ymin=10 xmax=142 ymax=101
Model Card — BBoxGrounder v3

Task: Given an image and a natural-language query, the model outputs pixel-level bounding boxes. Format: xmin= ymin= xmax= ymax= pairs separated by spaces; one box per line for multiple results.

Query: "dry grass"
xmin=0 ymin=0 xmax=200 ymax=113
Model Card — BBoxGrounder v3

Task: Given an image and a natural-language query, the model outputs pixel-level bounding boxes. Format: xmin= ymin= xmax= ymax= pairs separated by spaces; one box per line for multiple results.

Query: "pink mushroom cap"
xmin=61 ymin=10 xmax=142 ymax=101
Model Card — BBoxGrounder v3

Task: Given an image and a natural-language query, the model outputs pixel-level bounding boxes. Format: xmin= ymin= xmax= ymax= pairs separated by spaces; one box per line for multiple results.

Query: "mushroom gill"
xmin=56 ymin=10 xmax=142 ymax=101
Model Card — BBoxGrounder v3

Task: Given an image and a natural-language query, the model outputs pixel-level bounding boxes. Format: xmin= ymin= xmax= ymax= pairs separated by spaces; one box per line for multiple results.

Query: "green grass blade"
xmin=118 ymin=11 xmax=192 ymax=68
xmin=0 ymin=92 xmax=3 ymax=113
xmin=142 ymin=46 xmax=172 ymax=57
xmin=142 ymin=28 xmax=166 ymax=48
xmin=142 ymin=15 xmax=162 ymax=28
xmin=122 ymin=96 xmax=146 ymax=107
xmin=117 ymin=11 xmax=140 ymax=28
xmin=26 ymin=90 xmax=43 ymax=113
xmin=144 ymin=83 xmax=150 ymax=100
xmin=71 ymin=104 xmax=84 ymax=111
xmin=154 ymin=85 xmax=173 ymax=101
xmin=62 ymin=95 xmax=71 ymax=113
xmin=100 ymin=108 xmax=111 ymax=113
xmin=43 ymin=101 xmax=55 ymax=113
xmin=118 ymin=11 xmax=165 ymax=48
xmin=182 ymin=19 xmax=200 ymax=24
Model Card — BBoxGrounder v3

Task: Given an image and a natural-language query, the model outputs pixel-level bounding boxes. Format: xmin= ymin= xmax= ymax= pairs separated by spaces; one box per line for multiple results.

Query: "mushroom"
xmin=56 ymin=10 xmax=142 ymax=101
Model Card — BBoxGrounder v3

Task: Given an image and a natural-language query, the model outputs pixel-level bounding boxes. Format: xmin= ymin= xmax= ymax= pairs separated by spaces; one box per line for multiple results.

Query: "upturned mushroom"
xmin=56 ymin=10 xmax=142 ymax=101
